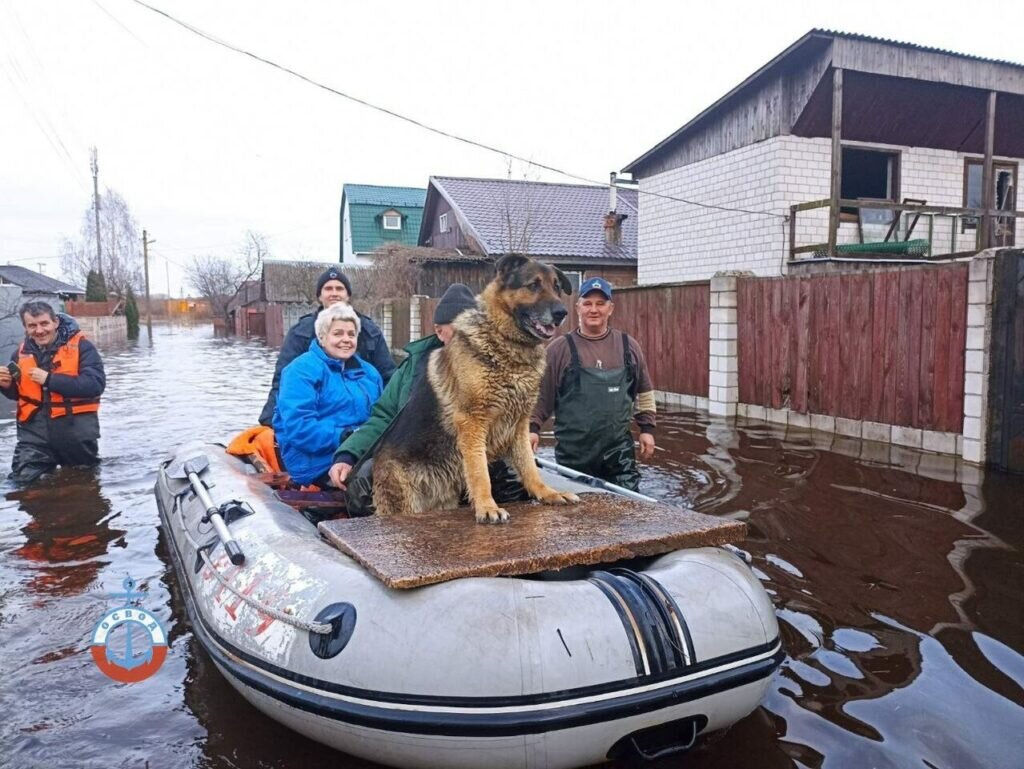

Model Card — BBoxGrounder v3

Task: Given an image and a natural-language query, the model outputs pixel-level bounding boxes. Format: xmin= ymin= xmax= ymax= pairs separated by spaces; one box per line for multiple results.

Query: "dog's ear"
xmin=495 ymin=254 xmax=530 ymax=287
xmin=553 ymin=267 xmax=573 ymax=296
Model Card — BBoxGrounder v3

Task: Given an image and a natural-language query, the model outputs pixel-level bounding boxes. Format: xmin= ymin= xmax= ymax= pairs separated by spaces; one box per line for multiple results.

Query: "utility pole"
xmin=90 ymin=147 xmax=103 ymax=279
xmin=142 ymin=230 xmax=155 ymax=339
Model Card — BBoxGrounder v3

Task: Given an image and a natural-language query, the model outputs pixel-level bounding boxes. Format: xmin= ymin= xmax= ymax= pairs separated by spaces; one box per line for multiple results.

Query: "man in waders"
xmin=529 ymin=277 xmax=655 ymax=492
xmin=0 ymin=301 xmax=106 ymax=484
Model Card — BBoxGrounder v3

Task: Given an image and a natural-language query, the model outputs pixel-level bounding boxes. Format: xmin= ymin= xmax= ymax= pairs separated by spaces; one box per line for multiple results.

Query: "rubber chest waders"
xmin=554 ymin=332 xmax=641 ymax=491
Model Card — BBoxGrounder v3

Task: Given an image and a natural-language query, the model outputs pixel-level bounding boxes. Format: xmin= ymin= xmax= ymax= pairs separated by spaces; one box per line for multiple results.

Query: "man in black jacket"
xmin=0 ymin=302 xmax=106 ymax=484
xmin=258 ymin=267 xmax=395 ymax=426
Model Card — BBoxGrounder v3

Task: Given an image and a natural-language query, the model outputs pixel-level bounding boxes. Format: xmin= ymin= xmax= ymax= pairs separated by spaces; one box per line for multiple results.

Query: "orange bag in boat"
xmin=226 ymin=425 xmax=282 ymax=474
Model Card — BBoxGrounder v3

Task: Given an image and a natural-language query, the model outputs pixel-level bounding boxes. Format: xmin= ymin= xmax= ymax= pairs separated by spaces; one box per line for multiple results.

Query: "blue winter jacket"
xmin=273 ymin=342 xmax=383 ymax=485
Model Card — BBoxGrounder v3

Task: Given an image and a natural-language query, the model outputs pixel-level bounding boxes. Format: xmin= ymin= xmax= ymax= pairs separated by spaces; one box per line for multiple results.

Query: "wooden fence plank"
xmin=906 ymin=270 xmax=924 ymax=427
xmin=917 ymin=270 xmax=938 ymax=428
xmin=794 ymin=278 xmax=810 ymax=413
xmin=946 ymin=265 xmax=968 ymax=433
xmin=932 ymin=267 xmax=952 ymax=430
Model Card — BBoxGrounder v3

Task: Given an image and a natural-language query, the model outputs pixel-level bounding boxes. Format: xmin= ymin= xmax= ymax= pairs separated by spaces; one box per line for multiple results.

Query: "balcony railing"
xmin=789 ymin=198 xmax=1022 ymax=261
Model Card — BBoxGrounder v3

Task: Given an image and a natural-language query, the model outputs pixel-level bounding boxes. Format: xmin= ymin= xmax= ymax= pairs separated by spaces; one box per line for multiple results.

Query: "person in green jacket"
xmin=327 ymin=283 xmax=476 ymax=488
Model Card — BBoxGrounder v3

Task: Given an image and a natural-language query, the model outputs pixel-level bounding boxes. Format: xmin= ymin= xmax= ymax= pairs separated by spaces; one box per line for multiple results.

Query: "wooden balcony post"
xmin=828 ymin=68 xmax=843 ymax=256
xmin=980 ymin=91 xmax=997 ymax=249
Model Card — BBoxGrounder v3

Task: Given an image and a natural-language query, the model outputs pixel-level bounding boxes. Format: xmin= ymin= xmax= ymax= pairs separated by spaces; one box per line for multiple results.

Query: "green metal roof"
xmin=343 ymin=184 xmax=426 ymax=254
xmin=343 ymin=184 xmax=426 ymax=208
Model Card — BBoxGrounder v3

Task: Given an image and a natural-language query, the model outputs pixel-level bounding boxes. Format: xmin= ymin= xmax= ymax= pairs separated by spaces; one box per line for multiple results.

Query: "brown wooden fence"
xmin=66 ymin=300 xmax=119 ymax=317
xmin=612 ymin=283 xmax=710 ymax=397
xmin=737 ymin=265 xmax=968 ymax=432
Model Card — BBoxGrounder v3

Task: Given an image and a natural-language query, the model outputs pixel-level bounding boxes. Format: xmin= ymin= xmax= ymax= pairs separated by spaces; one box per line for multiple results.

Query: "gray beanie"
xmin=433 ymin=283 xmax=476 ymax=324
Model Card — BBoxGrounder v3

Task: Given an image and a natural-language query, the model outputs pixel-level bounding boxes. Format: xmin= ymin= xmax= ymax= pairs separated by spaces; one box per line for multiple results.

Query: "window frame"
xmin=439 ymin=212 xmax=449 ymax=233
xmin=961 ymin=158 xmax=1018 ymax=232
xmin=382 ymin=211 xmax=402 ymax=231
xmin=840 ymin=145 xmax=901 ymax=220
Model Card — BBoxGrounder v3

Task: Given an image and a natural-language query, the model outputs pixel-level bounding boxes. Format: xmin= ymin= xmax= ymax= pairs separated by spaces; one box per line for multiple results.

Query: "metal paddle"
xmin=534 ymin=456 xmax=657 ymax=503
xmin=169 ymin=453 xmax=246 ymax=566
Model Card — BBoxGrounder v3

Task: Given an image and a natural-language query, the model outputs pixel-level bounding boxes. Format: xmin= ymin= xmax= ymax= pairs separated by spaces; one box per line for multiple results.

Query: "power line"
xmin=128 ymin=0 xmax=786 ymax=221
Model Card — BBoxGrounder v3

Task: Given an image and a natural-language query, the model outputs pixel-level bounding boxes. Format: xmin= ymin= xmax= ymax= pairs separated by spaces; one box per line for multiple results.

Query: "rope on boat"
xmin=177 ymin=511 xmax=333 ymax=635
xmin=196 ymin=548 xmax=333 ymax=634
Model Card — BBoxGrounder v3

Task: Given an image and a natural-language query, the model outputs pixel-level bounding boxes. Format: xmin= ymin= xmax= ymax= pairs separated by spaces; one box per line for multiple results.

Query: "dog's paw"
xmin=537 ymin=489 xmax=581 ymax=506
xmin=475 ymin=505 xmax=510 ymax=524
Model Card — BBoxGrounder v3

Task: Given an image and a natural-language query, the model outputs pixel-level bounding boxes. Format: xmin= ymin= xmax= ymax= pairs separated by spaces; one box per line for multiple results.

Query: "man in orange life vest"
xmin=0 ymin=301 xmax=106 ymax=484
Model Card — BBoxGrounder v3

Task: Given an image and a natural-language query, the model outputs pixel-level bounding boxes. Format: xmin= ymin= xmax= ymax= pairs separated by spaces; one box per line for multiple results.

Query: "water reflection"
xmin=0 ymin=325 xmax=1020 ymax=768
xmin=8 ymin=468 xmax=124 ymax=598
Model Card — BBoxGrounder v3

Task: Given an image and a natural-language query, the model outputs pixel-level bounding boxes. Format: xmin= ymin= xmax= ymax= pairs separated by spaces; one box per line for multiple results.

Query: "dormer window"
xmin=382 ymin=210 xmax=402 ymax=230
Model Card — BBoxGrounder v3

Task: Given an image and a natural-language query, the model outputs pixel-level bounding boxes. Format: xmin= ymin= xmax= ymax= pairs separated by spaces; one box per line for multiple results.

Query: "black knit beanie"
xmin=433 ymin=283 xmax=477 ymax=324
xmin=316 ymin=268 xmax=353 ymax=299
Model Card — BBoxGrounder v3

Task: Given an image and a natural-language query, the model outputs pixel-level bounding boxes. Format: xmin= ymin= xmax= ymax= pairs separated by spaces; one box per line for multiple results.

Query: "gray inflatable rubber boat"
xmin=155 ymin=443 xmax=782 ymax=769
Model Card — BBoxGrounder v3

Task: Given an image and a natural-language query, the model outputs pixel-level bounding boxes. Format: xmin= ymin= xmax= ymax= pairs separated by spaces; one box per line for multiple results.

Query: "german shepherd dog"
xmin=373 ymin=255 xmax=581 ymax=523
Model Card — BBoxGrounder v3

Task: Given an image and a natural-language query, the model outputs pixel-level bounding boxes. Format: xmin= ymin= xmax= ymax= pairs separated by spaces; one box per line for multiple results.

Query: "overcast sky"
xmin=1 ymin=0 xmax=1020 ymax=295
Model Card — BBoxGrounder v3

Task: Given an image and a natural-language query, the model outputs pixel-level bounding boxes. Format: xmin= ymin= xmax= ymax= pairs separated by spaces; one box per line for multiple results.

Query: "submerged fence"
xmin=736 ymin=267 xmax=968 ymax=433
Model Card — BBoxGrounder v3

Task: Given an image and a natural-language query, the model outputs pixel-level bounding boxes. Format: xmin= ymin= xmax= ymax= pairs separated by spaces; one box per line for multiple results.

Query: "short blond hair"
xmin=315 ymin=303 xmax=360 ymax=344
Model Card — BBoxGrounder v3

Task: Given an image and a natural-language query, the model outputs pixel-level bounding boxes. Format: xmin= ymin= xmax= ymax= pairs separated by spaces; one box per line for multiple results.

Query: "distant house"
xmin=419 ymin=176 xmax=639 ymax=291
xmin=340 ymin=184 xmax=427 ymax=266
xmin=0 ymin=265 xmax=84 ymax=306
xmin=624 ymin=30 xmax=1024 ymax=283
xmin=237 ymin=260 xmax=351 ymax=346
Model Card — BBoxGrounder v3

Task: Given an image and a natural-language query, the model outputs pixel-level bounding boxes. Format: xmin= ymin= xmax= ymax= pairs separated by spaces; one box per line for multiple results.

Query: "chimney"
xmin=604 ymin=172 xmax=626 ymax=246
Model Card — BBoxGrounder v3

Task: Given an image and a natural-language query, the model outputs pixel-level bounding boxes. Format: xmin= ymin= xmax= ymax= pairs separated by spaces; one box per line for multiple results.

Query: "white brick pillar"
xmin=961 ymin=253 xmax=995 ymax=464
xmin=708 ymin=274 xmax=739 ymax=417
xmin=381 ymin=301 xmax=393 ymax=349
xmin=409 ymin=295 xmax=427 ymax=343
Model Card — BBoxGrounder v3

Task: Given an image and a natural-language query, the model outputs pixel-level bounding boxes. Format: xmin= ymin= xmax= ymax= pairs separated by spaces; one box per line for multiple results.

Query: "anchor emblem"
xmin=90 ymin=575 xmax=168 ymax=683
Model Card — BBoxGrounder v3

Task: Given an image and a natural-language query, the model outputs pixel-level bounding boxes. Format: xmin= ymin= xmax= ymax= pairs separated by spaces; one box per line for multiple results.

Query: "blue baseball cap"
xmin=580 ymin=277 xmax=612 ymax=299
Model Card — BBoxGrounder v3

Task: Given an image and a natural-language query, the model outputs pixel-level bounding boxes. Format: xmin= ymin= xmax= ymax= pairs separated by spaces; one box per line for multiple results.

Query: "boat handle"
xmin=628 ymin=718 xmax=698 ymax=761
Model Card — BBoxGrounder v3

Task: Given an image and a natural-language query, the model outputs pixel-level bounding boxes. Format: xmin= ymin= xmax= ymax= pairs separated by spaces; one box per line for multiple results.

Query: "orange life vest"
xmin=16 ymin=331 xmax=101 ymax=422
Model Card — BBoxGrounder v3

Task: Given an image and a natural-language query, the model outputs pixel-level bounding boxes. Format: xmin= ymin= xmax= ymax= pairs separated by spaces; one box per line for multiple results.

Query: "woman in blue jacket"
xmin=273 ymin=303 xmax=383 ymax=486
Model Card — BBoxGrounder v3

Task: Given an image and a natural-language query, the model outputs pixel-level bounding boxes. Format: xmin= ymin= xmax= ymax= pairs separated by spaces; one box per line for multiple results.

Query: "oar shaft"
xmin=534 ymin=457 xmax=657 ymax=503
xmin=188 ymin=471 xmax=245 ymax=565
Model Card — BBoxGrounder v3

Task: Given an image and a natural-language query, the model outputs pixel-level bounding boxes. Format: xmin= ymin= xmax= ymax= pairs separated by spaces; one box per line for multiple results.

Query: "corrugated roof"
xmin=0 ymin=265 xmax=84 ymax=294
xmin=814 ymin=29 xmax=1023 ymax=69
xmin=342 ymin=184 xmax=426 ymax=208
xmin=429 ymin=177 xmax=637 ymax=262
xmin=624 ymin=29 xmax=1024 ymax=174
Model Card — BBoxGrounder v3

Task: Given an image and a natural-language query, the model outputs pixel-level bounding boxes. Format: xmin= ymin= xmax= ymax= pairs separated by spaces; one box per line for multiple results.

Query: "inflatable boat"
xmin=155 ymin=443 xmax=782 ymax=769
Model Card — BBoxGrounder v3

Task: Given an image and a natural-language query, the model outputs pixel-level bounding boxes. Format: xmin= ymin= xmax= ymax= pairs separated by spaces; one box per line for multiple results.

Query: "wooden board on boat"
xmin=317 ymin=495 xmax=746 ymax=589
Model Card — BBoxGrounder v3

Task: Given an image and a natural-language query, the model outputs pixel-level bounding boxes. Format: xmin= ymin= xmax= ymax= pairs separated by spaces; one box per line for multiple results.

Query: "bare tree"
xmin=496 ymin=158 xmax=538 ymax=256
xmin=185 ymin=231 xmax=268 ymax=323
xmin=354 ymin=244 xmax=443 ymax=314
xmin=60 ymin=188 xmax=143 ymax=296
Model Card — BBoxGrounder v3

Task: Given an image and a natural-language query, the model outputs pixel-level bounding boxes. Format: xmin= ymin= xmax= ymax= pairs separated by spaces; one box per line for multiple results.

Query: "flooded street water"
xmin=0 ymin=323 xmax=1021 ymax=769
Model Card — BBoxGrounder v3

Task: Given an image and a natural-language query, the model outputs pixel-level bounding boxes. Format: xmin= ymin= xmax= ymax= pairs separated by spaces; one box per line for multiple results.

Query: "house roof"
xmin=0 ymin=265 xmax=84 ymax=295
xmin=423 ymin=177 xmax=638 ymax=263
xmin=342 ymin=184 xmax=427 ymax=208
xmin=624 ymin=29 xmax=1024 ymax=174
xmin=342 ymin=184 xmax=426 ymax=254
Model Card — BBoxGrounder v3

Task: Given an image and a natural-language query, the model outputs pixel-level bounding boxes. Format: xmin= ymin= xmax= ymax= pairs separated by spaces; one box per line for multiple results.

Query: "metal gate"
xmin=987 ymin=250 xmax=1024 ymax=473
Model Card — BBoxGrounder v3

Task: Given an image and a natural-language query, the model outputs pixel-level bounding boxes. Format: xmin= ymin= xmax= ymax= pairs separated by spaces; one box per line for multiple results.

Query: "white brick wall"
xmin=638 ymin=135 xmax=1024 ymax=284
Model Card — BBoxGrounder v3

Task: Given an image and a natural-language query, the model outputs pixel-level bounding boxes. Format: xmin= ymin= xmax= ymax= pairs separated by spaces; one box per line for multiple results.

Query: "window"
xmin=382 ymin=210 xmax=402 ymax=230
xmin=439 ymin=213 xmax=449 ymax=233
xmin=841 ymin=147 xmax=900 ymax=215
xmin=563 ymin=271 xmax=583 ymax=293
xmin=962 ymin=159 xmax=1017 ymax=232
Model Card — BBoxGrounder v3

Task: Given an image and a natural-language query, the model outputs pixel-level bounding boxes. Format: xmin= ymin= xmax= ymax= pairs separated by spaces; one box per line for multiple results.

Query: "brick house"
xmin=418 ymin=176 xmax=639 ymax=291
xmin=340 ymin=184 xmax=426 ymax=266
xmin=624 ymin=30 xmax=1024 ymax=283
